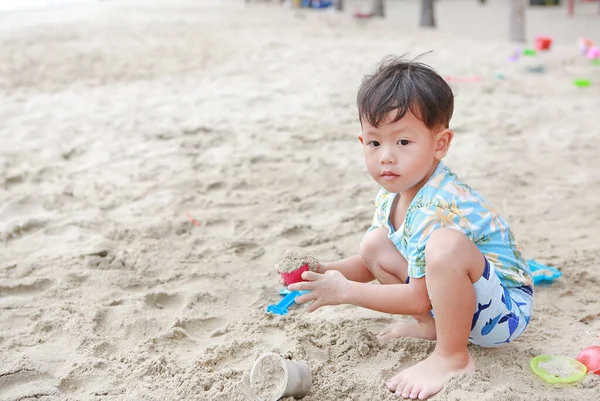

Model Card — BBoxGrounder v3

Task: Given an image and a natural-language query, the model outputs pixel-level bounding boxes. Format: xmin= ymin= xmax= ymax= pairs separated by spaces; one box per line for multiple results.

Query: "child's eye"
xmin=368 ymin=141 xmax=380 ymax=147
xmin=397 ymin=139 xmax=410 ymax=146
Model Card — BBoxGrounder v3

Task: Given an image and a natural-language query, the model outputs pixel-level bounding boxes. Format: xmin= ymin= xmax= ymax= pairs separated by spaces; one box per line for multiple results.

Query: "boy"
xmin=287 ymin=56 xmax=534 ymax=400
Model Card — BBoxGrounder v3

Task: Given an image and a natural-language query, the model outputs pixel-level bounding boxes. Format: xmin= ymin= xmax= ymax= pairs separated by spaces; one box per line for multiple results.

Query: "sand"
xmin=250 ymin=354 xmax=286 ymax=401
xmin=1 ymin=0 xmax=600 ymax=400
xmin=538 ymin=360 xmax=579 ymax=379
xmin=276 ymin=250 xmax=319 ymax=274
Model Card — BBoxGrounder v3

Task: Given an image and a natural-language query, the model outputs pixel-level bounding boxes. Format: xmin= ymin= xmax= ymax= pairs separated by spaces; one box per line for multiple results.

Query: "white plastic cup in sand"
xmin=249 ymin=352 xmax=312 ymax=401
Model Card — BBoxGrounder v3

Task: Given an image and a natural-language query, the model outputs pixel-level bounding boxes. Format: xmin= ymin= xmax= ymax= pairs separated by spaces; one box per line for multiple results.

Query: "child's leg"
xmin=386 ymin=228 xmax=484 ymax=400
xmin=360 ymin=228 xmax=436 ymax=341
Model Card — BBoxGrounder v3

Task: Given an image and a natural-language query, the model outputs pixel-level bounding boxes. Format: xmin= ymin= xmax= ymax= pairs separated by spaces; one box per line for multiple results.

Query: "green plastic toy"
xmin=573 ymin=79 xmax=591 ymax=88
xmin=530 ymin=355 xmax=587 ymax=384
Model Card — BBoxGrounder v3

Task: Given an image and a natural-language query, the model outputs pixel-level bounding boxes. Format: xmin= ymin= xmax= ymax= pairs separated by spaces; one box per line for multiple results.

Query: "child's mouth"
xmin=381 ymin=172 xmax=400 ymax=181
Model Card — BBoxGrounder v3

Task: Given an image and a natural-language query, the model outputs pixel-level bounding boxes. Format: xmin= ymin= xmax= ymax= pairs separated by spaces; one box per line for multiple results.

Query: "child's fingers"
xmin=295 ymin=291 xmax=316 ymax=304
xmin=306 ymin=299 xmax=322 ymax=313
xmin=301 ymin=271 xmax=321 ymax=281
xmin=376 ymin=330 xmax=397 ymax=343
xmin=288 ymin=281 xmax=313 ymax=291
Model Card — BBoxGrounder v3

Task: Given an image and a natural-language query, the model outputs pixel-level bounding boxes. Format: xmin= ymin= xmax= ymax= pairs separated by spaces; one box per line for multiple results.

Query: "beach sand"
xmin=1 ymin=0 xmax=600 ymax=399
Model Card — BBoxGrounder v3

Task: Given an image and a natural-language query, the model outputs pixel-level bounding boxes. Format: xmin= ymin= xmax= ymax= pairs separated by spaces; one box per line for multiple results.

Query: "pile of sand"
xmin=275 ymin=250 xmax=320 ymax=274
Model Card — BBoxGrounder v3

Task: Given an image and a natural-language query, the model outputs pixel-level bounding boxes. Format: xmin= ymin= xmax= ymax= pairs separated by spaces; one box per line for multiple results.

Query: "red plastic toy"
xmin=280 ymin=264 xmax=310 ymax=286
xmin=576 ymin=346 xmax=600 ymax=375
xmin=535 ymin=36 xmax=553 ymax=51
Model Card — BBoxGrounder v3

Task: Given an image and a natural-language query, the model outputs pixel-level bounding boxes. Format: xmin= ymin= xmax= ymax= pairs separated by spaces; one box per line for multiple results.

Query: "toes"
xmin=398 ymin=382 xmax=414 ymax=399
xmin=409 ymin=384 xmax=423 ymax=400
xmin=418 ymin=384 xmax=438 ymax=400
xmin=394 ymin=379 xmax=410 ymax=398
xmin=385 ymin=372 xmax=403 ymax=392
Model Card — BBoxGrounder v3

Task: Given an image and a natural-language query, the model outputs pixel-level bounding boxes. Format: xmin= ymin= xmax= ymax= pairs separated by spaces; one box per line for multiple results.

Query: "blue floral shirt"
xmin=366 ymin=161 xmax=533 ymax=291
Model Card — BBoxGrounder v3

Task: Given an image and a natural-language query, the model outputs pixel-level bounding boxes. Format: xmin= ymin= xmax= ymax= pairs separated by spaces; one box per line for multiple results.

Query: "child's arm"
xmin=290 ymin=271 xmax=431 ymax=315
xmin=320 ymin=254 xmax=375 ymax=283
xmin=345 ymin=277 xmax=431 ymax=315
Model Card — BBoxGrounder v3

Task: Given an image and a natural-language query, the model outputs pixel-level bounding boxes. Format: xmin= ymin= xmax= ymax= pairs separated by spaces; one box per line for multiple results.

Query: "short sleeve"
xmin=364 ymin=188 xmax=391 ymax=237
xmin=405 ymin=205 xmax=470 ymax=279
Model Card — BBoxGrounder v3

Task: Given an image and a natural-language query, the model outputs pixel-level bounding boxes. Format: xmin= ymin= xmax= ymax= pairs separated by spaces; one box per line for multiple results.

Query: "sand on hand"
xmin=276 ymin=250 xmax=320 ymax=274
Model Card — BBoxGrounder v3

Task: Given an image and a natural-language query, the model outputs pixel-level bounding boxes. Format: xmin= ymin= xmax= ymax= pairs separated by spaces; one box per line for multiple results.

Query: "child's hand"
xmin=287 ymin=270 xmax=350 ymax=313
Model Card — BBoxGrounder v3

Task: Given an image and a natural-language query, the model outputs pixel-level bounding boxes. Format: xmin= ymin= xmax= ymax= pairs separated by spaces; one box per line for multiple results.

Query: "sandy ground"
xmin=1 ymin=0 xmax=600 ymax=400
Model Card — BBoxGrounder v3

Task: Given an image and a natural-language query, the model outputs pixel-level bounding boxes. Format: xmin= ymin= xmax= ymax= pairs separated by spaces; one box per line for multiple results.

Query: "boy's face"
xmin=358 ymin=110 xmax=452 ymax=195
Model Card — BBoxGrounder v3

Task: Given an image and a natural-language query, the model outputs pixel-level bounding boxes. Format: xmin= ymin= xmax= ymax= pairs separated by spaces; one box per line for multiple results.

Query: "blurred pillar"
xmin=335 ymin=0 xmax=343 ymax=11
xmin=567 ymin=0 xmax=574 ymax=16
xmin=509 ymin=0 xmax=526 ymax=43
xmin=420 ymin=0 xmax=436 ymax=27
xmin=371 ymin=0 xmax=385 ymax=17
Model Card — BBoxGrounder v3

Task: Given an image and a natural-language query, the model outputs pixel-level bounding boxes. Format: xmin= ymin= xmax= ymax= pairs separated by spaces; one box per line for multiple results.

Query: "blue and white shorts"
xmin=423 ymin=257 xmax=533 ymax=347
xmin=466 ymin=257 xmax=533 ymax=347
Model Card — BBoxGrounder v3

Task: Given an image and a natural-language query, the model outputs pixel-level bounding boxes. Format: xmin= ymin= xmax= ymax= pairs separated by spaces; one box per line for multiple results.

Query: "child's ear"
xmin=434 ymin=129 xmax=453 ymax=158
xmin=358 ymin=135 xmax=364 ymax=144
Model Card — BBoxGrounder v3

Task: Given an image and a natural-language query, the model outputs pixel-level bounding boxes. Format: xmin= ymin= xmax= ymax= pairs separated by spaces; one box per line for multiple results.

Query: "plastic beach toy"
xmin=535 ymin=36 xmax=553 ymax=51
xmin=573 ymin=79 xmax=591 ymax=88
xmin=586 ymin=46 xmax=600 ymax=60
xmin=280 ymin=263 xmax=310 ymax=286
xmin=579 ymin=38 xmax=594 ymax=55
xmin=266 ymin=289 xmax=310 ymax=316
xmin=527 ymin=260 xmax=562 ymax=285
xmin=576 ymin=346 xmax=600 ymax=375
xmin=530 ymin=355 xmax=587 ymax=383
xmin=250 ymin=352 xmax=312 ymax=401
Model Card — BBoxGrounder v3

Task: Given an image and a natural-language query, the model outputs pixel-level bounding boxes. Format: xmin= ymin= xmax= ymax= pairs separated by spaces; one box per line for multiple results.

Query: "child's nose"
xmin=380 ymin=148 xmax=396 ymax=164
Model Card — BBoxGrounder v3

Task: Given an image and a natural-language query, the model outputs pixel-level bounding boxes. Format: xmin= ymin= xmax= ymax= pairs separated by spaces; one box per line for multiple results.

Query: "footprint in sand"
xmin=185 ymin=291 xmax=219 ymax=309
xmin=0 ymin=278 xmax=53 ymax=297
xmin=144 ymin=292 xmax=183 ymax=310
xmin=1 ymin=217 xmax=49 ymax=242
xmin=280 ymin=224 xmax=313 ymax=240
xmin=92 ymin=341 xmax=118 ymax=359
xmin=0 ymin=369 xmax=56 ymax=401
xmin=93 ymin=306 xmax=163 ymax=342
xmin=173 ymin=317 xmax=227 ymax=339
xmin=228 ymin=240 xmax=265 ymax=260
xmin=2 ymin=172 xmax=26 ymax=189
xmin=205 ymin=181 xmax=225 ymax=192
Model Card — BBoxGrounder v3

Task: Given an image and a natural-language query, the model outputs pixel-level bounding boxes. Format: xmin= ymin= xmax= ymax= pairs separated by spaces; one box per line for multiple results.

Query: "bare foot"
xmin=377 ymin=319 xmax=436 ymax=343
xmin=385 ymin=351 xmax=475 ymax=399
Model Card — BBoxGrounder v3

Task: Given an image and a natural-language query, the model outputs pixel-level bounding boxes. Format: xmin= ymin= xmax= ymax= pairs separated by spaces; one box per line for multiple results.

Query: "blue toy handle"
xmin=527 ymin=259 xmax=562 ymax=285
xmin=266 ymin=290 xmax=309 ymax=316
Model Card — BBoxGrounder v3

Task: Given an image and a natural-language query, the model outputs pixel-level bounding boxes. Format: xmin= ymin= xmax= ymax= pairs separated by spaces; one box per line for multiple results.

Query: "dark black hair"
xmin=357 ymin=55 xmax=454 ymax=130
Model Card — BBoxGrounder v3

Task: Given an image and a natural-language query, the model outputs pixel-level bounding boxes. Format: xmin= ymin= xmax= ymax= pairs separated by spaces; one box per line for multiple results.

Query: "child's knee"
xmin=360 ymin=228 xmax=390 ymax=269
xmin=425 ymin=228 xmax=478 ymax=273
xmin=360 ymin=228 xmax=388 ymax=267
